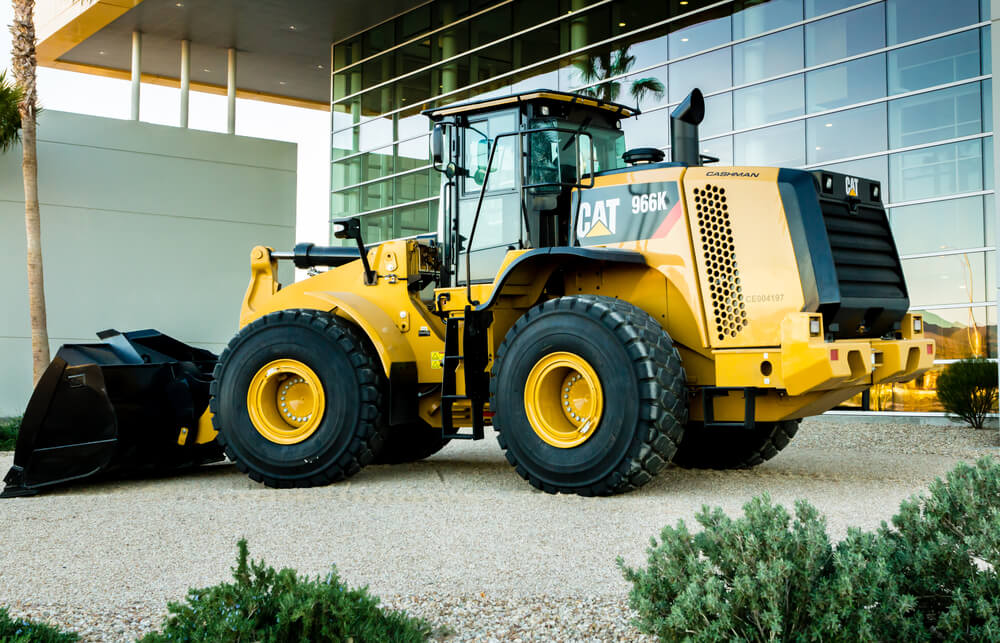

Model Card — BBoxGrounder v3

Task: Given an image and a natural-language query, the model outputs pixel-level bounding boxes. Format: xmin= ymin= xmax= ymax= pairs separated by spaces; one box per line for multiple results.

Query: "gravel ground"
xmin=0 ymin=418 xmax=995 ymax=642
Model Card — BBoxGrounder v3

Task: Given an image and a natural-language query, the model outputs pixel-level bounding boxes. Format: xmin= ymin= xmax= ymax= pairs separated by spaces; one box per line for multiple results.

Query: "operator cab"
xmin=423 ymin=91 xmax=635 ymax=286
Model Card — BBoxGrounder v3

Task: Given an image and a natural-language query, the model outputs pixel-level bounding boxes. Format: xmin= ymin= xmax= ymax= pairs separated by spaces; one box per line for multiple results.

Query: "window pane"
xmin=733 ymin=27 xmax=803 ymax=85
xmin=621 ymin=110 xmax=670 ymax=150
xmin=397 ymin=201 xmax=435 ymax=237
xmin=806 ymin=0 xmax=865 ymax=18
xmin=807 ymin=103 xmax=887 ymax=164
xmin=983 ymin=26 xmax=992 ymax=74
xmin=983 ymin=79 xmax=993 ymax=132
xmin=700 ymin=92 xmax=733 ymax=138
xmin=611 ymin=66 xmax=668 ymax=112
xmin=358 ymin=117 xmax=394 ymax=151
xmin=889 ymin=140 xmax=983 ymax=201
xmin=921 ymin=307 xmax=995 ymax=359
xmin=889 ymin=83 xmax=982 ymax=148
xmin=700 ymin=135 xmax=734 ymax=166
xmin=986 ymin=194 xmax=995 ymax=246
xmin=669 ymin=14 xmax=732 ymax=59
xmin=806 ymin=4 xmax=885 ymax=66
xmin=886 ymin=0 xmax=980 ymax=45
xmin=734 ymin=75 xmax=804 ymax=130
xmin=670 ymin=47 xmax=732 ymax=103
xmin=395 ymin=170 xmax=433 ymax=204
xmin=888 ymin=31 xmax=980 ymax=95
xmin=902 ymin=251 xmax=987 ymax=306
xmin=890 ymin=196 xmax=985 ymax=254
xmin=734 ymin=120 xmax=806 ymax=166
xmin=984 ymin=136 xmax=993 ymax=190
xmin=732 ymin=0 xmax=803 ymax=40
xmin=627 ymin=33 xmax=669 ymax=71
xmin=806 ymin=54 xmax=886 ymax=113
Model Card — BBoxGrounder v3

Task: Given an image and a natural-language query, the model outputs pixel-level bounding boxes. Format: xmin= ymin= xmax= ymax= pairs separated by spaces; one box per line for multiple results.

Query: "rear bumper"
xmin=714 ymin=312 xmax=934 ymax=396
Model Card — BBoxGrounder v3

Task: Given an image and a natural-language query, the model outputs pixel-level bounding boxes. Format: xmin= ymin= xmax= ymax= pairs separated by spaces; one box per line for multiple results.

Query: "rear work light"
xmin=810 ymin=317 xmax=821 ymax=336
xmin=913 ymin=316 xmax=922 ymax=333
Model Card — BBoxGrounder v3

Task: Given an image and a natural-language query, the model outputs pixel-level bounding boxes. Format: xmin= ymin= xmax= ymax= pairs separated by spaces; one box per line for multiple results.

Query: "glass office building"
xmin=330 ymin=0 xmax=996 ymax=413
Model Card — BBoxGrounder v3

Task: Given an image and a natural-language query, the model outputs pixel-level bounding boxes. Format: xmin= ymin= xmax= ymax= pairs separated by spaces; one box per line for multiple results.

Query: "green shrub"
xmin=0 ymin=607 xmax=78 ymax=642
xmin=937 ymin=358 xmax=998 ymax=429
xmin=620 ymin=457 xmax=1000 ymax=642
xmin=139 ymin=539 xmax=432 ymax=643
xmin=0 ymin=417 xmax=19 ymax=451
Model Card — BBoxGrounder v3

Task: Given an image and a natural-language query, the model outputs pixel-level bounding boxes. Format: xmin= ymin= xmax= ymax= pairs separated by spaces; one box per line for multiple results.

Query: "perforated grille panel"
xmin=693 ymin=184 xmax=747 ymax=341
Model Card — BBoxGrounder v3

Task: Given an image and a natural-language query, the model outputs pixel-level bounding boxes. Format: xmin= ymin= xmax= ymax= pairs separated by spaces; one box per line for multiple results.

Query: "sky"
xmin=0 ymin=5 xmax=330 ymax=246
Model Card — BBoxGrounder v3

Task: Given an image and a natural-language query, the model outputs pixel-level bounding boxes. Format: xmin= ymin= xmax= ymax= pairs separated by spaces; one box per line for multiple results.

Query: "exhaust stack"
xmin=670 ymin=88 xmax=705 ymax=166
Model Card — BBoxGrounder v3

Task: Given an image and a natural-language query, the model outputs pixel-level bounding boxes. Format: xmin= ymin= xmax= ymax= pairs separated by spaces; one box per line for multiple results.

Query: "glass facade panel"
xmin=734 ymin=75 xmax=804 ymax=130
xmin=669 ymin=13 xmax=731 ymax=59
xmin=806 ymin=54 xmax=886 ymax=113
xmin=700 ymin=135 xmax=734 ymax=166
xmin=887 ymin=30 xmax=981 ymax=95
xmin=806 ymin=4 xmax=885 ymax=66
xmin=890 ymin=196 xmax=986 ymax=254
xmin=902 ymin=251 xmax=987 ymax=307
xmin=806 ymin=0 xmax=866 ymax=19
xmin=886 ymin=0 xmax=981 ymax=45
xmin=700 ymin=92 xmax=734 ymax=138
xmin=621 ymin=109 xmax=670 ymax=150
xmin=890 ymin=140 xmax=983 ymax=202
xmin=807 ymin=103 xmax=887 ymax=164
xmin=669 ymin=47 xmax=732 ymax=103
xmin=732 ymin=27 xmax=803 ymax=86
xmin=889 ymin=83 xmax=983 ymax=149
xmin=732 ymin=0 xmax=803 ymax=40
xmin=734 ymin=120 xmax=806 ymax=167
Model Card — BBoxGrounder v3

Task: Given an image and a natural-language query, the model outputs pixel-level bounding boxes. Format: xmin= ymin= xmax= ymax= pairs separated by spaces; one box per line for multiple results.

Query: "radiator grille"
xmin=694 ymin=184 xmax=748 ymax=341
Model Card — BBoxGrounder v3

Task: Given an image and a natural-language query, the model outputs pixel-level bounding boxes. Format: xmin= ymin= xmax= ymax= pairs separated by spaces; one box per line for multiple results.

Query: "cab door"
xmin=456 ymin=109 xmax=522 ymax=284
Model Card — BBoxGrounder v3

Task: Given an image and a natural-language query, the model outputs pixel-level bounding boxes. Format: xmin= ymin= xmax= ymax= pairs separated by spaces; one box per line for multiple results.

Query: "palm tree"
xmin=575 ymin=46 xmax=665 ymax=106
xmin=10 ymin=0 xmax=50 ymax=383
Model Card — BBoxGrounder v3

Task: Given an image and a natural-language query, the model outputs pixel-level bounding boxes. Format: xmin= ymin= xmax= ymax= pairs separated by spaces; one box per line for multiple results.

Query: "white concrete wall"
xmin=0 ymin=110 xmax=295 ymax=415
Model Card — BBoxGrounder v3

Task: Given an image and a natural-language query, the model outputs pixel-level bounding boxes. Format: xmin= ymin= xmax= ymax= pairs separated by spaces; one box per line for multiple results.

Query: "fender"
xmin=476 ymin=246 xmax=647 ymax=311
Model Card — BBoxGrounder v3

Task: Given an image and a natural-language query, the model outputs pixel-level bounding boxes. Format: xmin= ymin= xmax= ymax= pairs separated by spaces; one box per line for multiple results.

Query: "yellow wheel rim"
xmin=247 ymin=359 xmax=326 ymax=445
xmin=524 ymin=351 xmax=604 ymax=449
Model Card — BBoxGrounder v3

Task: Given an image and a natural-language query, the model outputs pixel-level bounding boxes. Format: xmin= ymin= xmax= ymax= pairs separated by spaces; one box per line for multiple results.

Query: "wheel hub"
xmin=524 ymin=351 xmax=604 ymax=449
xmin=247 ymin=359 xmax=326 ymax=445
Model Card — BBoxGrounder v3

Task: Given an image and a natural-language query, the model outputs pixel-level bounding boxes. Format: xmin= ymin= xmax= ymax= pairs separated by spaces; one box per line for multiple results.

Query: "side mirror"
xmin=431 ymin=124 xmax=445 ymax=165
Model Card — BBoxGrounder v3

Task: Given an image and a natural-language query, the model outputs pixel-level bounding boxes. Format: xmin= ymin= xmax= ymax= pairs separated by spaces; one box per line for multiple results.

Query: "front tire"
xmin=210 ymin=309 xmax=386 ymax=488
xmin=671 ymin=419 xmax=801 ymax=469
xmin=491 ymin=295 xmax=687 ymax=496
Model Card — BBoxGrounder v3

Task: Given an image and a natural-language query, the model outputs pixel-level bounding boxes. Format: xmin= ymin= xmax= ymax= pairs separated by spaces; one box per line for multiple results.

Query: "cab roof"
xmin=422 ymin=89 xmax=638 ymax=120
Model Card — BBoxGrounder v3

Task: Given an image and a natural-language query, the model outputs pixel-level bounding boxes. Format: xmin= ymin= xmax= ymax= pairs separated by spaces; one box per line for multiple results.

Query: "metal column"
xmin=992 ymin=0 xmax=999 ymax=421
xmin=180 ymin=40 xmax=190 ymax=128
xmin=227 ymin=47 xmax=237 ymax=134
xmin=130 ymin=31 xmax=141 ymax=121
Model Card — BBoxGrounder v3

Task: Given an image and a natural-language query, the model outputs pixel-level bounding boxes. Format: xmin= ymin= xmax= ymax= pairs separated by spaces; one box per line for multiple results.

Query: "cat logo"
xmin=576 ymin=197 xmax=620 ymax=238
xmin=845 ymin=176 xmax=859 ymax=198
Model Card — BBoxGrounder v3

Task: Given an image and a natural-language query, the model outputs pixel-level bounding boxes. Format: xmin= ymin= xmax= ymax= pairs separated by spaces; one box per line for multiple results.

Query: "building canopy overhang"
xmin=37 ymin=0 xmax=426 ymax=109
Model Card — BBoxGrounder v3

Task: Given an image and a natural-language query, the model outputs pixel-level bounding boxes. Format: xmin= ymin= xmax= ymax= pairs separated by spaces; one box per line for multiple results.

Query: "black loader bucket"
xmin=2 ymin=330 xmax=225 ymax=497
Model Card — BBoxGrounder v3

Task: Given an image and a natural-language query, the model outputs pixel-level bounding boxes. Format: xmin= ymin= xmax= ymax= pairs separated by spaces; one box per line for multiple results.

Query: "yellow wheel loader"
xmin=3 ymin=88 xmax=934 ymax=497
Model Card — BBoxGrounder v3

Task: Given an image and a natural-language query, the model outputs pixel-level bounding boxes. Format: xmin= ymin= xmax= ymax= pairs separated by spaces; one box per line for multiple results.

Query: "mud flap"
xmin=2 ymin=330 xmax=224 ymax=498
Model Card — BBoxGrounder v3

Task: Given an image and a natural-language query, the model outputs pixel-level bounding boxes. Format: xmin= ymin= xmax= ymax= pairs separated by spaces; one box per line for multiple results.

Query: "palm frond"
xmin=630 ymin=77 xmax=666 ymax=104
xmin=0 ymin=70 xmax=24 ymax=153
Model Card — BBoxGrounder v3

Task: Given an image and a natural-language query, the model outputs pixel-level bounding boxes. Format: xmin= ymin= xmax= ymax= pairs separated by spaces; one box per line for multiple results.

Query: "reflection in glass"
xmin=807 ymin=104 xmax=887 ymax=164
xmin=732 ymin=0 xmax=802 ymax=40
xmin=920 ymin=306 xmax=995 ymax=359
xmin=901 ymin=251 xmax=987 ymax=307
xmin=890 ymin=140 xmax=983 ymax=202
xmin=888 ymin=31 xmax=980 ymax=95
xmin=806 ymin=0 xmax=866 ymax=18
xmin=734 ymin=75 xmax=804 ymax=130
xmin=734 ymin=120 xmax=806 ymax=167
xmin=621 ymin=110 xmax=670 ymax=150
xmin=886 ymin=0 xmax=980 ymax=45
xmin=572 ymin=46 xmax=666 ymax=107
xmin=733 ymin=27 xmax=803 ymax=86
xmin=700 ymin=136 xmax=733 ymax=166
xmin=669 ymin=48 xmax=731 ymax=103
xmin=669 ymin=13 xmax=732 ymax=59
xmin=806 ymin=55 xmax=886 ymax=113
xmin=806 ymin=4 xmax=885 ymax=66
xmin=889 ymin=83 xmax=982 ymax=149
xmin=890 ymin=196 xmax=985 ymax=255
xmin=700 ymin=92 xmax=733 ymax=139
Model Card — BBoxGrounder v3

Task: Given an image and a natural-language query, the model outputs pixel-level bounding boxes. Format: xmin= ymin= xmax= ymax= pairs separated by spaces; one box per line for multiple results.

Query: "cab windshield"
xmin=527 ymin=118 xmax=627 ymax=189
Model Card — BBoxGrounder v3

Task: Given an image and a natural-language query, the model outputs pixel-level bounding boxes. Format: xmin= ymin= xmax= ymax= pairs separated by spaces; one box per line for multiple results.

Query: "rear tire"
xmin=372 ymin=421 xmax=450 ymax=464
xmin=491 ymin=295 xmax=687 ymax=496
xmin=210 ymin=309 xmax=386 ymax=488
xmin=671 ymin=419 xmax=801 ymax=469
